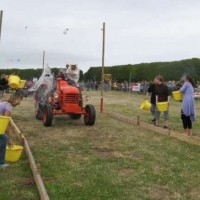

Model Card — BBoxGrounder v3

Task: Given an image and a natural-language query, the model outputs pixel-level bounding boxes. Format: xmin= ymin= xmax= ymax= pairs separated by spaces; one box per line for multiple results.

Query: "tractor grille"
xmin=65 ymin=94 xmax=79 ymax=104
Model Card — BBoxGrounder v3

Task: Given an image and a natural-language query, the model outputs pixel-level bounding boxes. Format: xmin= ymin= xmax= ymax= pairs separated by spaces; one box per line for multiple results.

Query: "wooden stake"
xmin=10 ymin=118 xmax=50 ymax=200
xmin=24 ymin=138 xmax=50 ymax=200
xmin=137 ymin=115 xmax=140 ymax=126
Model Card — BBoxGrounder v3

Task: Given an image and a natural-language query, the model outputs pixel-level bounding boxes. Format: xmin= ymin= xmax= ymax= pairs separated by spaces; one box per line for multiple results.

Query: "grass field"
xmin=103 ymin=91 xmax=200 ymax=137
xmin=0 ymin=91 xmax=200 ymax=200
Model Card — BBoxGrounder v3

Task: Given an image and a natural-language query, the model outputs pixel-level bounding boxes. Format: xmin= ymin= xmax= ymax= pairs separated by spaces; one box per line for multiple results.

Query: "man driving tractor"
xmin=58 ymin=64 xmax=80 ymax=86
xmin=65 ymin=64 xmax=80 ymax=85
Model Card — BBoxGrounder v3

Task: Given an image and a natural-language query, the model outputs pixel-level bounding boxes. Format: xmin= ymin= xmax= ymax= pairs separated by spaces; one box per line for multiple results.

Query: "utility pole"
xmin=100 ymin=22 xmax=105 ymax=113
xmin=129 ymin=72 xmax=132 ymax=92
xmin=42 ymin=50 xmax=45 ymax=69
xmin=0 ymin=10 xmax=3 ymax=45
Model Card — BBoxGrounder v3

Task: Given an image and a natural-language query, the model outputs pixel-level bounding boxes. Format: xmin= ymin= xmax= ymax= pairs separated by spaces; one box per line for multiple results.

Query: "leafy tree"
xmin=1 ymin=58 xmax=200 ymax=82
xmin=84 ymin=58 xmax=200 ymax=82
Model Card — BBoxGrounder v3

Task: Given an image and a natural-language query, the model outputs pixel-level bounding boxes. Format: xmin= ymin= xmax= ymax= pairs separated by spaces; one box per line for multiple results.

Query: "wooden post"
xmin=100 ymin=22 xmax=105 ymax=113
xmin=24 ymin=138 xmax=50 ymax=200
xmin=10 ymin=118 xmax=50 ymax=200
xmin=129 ymin=72 xmax=132 ymax=93
xmin=0 ymin=10 xmax=3 ymax=45
xmin=42 ymin=50 xmax=45 ymax=69
xmin=10 ymin=118 xmax=24 ymax=144
xmin=137 ymin=115 xmax=140 ymax=126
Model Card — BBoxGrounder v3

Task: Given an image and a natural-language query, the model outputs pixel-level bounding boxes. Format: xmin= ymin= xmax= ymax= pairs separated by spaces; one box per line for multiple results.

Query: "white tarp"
xmin=28 ymin=67 xmax=54 ymax=94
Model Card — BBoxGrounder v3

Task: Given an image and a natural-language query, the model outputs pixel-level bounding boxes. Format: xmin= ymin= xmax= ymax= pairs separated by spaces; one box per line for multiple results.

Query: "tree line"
xmin=1 ymin=58 xmax=200 ymax=82
xmin=84 ymin=58 xmax=200 ymax=82
xmin=0 ymin=68 xmax=84 ymax=81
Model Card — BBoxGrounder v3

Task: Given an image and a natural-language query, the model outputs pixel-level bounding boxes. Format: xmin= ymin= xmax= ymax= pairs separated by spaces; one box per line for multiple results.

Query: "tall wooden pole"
xmin=129 ymin=72 xmax=132 ymax=92
xmin=100 ymin=22 xmax=105 ymax=113
xmin=42 ymin=50 xmax=45 ymax=69
xmin=0 ymin=11 xmax=3 ymax=45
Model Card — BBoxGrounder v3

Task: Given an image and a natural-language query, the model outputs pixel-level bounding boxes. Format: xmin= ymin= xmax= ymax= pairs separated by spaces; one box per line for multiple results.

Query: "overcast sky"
xmin=1 ymin=0 xmax=200 ymax=72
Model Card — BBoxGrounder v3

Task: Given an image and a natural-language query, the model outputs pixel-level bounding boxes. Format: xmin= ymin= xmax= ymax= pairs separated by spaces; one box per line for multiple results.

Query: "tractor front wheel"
xmin=84 ymin=105 xmax=96 ymax=126
xmin=43 ymin=104 xmax=53 ymax=127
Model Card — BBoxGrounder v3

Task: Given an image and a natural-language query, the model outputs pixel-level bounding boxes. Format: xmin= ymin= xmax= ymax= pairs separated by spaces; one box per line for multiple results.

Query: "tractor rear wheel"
xmin=43 ymin=104 xmax=53 ymax=127
xmin=84 ymin=105 xmax=96 ymax=126
xmin=35 ymin=107 xmax=43 ymax=120
xmin=70 ymin=114 xmax=81 ymax=120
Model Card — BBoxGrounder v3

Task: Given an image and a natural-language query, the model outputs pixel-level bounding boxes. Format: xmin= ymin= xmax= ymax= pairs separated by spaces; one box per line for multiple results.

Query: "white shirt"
xmin=66 ymin=66 xmax=80 ymax=83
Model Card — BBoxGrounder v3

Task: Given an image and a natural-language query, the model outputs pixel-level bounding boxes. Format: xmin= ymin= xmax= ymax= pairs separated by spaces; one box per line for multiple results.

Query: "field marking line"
xmin=103 ymin=112 xmax=200 ymax=145
xmin=10 ymin=118 xmax=50 ymax=200
xmin=24 ymin=138 xmax=50 ymax=200
xmin=10 ymin=118 xmax=24 ymax=143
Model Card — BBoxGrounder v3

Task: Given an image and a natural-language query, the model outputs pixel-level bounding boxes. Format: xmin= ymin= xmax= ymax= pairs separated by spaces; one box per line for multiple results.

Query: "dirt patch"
xmin=94 ymin=147 xmax=114 ymax=159
xmin=190 ymin=189 xmax=200 ymax=199
xmin=118 ymin=168 xmax=134 ymax=176
xmin=86 ymin=130 xmax=99 ymax=140
xmin=112 ymin=151 xmax=124 ymax=158
xmin=149 ymin=185 xmax=172 ymax=200
xmin=19 ymin=177 xmax=35 ymax=188
xmin=72 ymin=182 xmax=83 ymax=188
xmin=94 ymin=147 xmax=114 ymax=152
xmin=94 ymin=147 xmax=126 ymax=160
xmin=19 ymin=177 xmax=55 ymax=188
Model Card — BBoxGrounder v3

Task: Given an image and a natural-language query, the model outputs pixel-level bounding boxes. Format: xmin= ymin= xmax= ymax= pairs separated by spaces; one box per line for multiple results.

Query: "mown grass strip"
xmin=104 ymin=111 xmax=200 ymax=146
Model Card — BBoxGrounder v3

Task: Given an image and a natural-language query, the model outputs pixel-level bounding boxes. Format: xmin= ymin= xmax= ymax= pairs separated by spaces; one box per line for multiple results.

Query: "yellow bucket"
xmin=0 ymin=116 xmax=10 ymax=134
xmin=18 ymin=80 xmax=26 ymax=88
xmin=157 ymin=102 xmax=169 ymax=112
xmin=9 ymin=75 xmax=20 ymax=89
xmin=5 ymin=145 xmax=23 ymax=162
xmin=172 ymin=91 xmax=183 ymax=101
xmin=140 ymin=100 xmax=151 ymax=111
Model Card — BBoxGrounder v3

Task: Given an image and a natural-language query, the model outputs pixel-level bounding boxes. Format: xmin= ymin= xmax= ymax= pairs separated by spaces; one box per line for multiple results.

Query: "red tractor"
xmin=34 ymin=77 xmax=96 ymax=127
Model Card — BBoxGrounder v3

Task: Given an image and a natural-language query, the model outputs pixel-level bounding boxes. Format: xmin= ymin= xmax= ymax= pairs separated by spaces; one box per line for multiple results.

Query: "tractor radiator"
xmin=64 ymin=94 xmax=79 ymax=104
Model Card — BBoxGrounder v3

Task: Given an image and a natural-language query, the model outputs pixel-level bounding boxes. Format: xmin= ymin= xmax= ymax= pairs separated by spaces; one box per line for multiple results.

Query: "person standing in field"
xmin=146 ymin=79 xmax=157 ymax=123
xmin=0 ymin=92 xmax=23 ymax=167
xmin=180 ymin=76 xmax=195 ymax=136
xmin=155 ymin=75 xmax=170 ymax=129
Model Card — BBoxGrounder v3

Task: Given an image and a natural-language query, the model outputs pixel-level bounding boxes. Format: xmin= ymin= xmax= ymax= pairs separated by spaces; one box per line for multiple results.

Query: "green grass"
xmin=1 ymin=91 xmax=200 ymax=199
xmin=0 ymin=154 xmax=39 ymax=200
xmin=104 ymin=91 xmax=200 ymax=137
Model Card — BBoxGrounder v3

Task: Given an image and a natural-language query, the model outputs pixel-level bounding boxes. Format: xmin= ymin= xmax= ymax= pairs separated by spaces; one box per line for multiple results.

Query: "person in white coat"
xmin=66 ymin=64 xmax=80 ymax=85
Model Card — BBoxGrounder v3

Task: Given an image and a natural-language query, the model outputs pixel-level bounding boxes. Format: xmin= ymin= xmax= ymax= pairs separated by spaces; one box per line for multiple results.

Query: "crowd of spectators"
xmin=82 ymin=79 xmax=195 ymax=94
xmin=2 ymin=74 xmax=200 ymax=97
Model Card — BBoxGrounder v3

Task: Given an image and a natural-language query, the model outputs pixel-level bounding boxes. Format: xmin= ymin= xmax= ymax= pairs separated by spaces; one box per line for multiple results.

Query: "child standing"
xmin=0 ymin=92 xmax=22 ymax=167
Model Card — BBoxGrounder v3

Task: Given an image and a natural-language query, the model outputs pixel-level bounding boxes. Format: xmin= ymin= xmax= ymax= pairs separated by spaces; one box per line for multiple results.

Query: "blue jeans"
xmin=0 ymin=134 xmax=8 ymax=165
xmin=155 ymin=108 xmax=169 ymax=120
xmin=150 ymin=104 xmax=156 ymax=119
